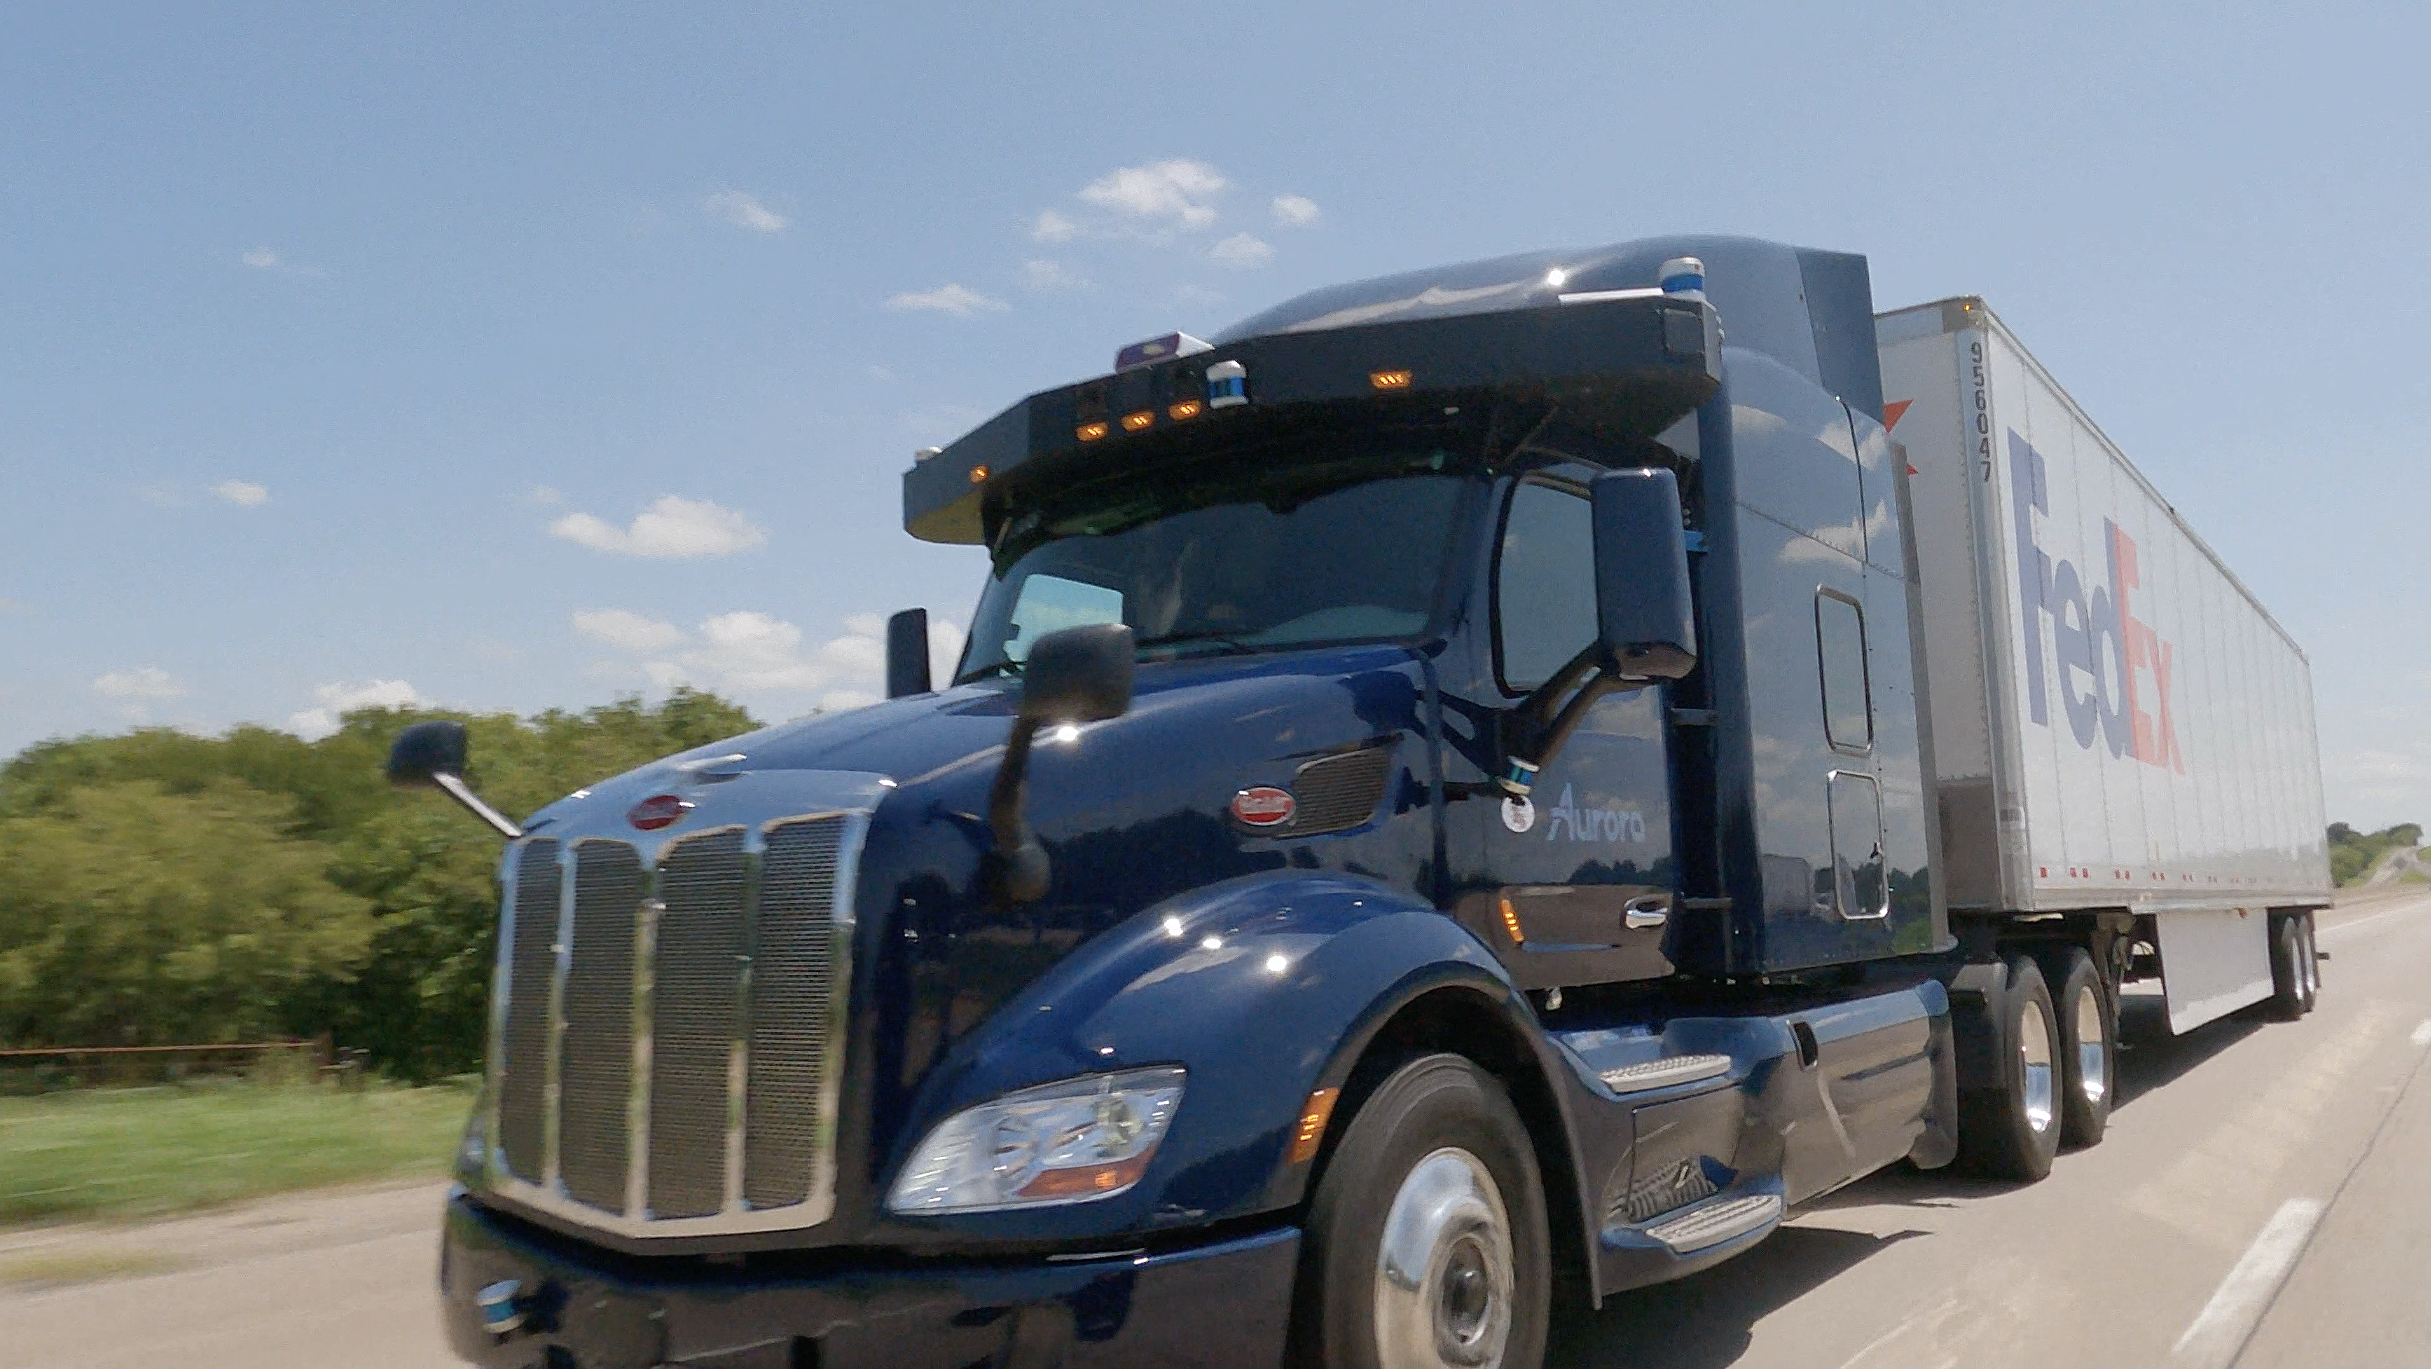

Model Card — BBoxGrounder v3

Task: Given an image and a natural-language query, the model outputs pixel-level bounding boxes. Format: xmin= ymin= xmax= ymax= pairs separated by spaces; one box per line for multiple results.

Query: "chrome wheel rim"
xmin=1375 ymin=1147 xmax=1514 ymax=1368
xmin=2301 ymin=924 xmax=2319 ymax=1000
xmin=2074 ymin=983 xmax=2107 ymax=1106
xmin=2019 ymin=997 xmax=2055 ymax=1134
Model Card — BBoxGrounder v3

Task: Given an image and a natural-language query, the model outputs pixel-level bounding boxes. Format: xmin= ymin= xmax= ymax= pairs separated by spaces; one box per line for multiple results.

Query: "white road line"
xmin=2411 ymin=1020 xmax=2431 ymax=1048
xmin=2319 ymin=901 xmax=2431 ymax=941
xmin=2170 ymin=1198 xmax=2324 ymax=1365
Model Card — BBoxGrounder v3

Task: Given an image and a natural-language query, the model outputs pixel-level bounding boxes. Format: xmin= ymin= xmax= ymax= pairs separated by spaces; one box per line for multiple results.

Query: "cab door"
xmin=1451 ymin=469 xmax=1678 ymax=989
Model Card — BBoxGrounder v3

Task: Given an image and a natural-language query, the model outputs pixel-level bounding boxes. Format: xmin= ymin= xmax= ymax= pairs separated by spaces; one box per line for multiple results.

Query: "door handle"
xmin=1623 ymin=896 xmax=1670 ymax=931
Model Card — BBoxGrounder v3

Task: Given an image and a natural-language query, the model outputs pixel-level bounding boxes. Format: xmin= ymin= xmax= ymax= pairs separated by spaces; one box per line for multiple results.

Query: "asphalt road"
xmin=7 ymin=892 xmax=2428 ymax=1369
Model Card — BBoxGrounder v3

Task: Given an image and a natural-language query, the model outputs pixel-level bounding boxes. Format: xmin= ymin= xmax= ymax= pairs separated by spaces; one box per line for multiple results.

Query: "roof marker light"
xmin=1115 ymin=331 xmax=1213 ymax=372
xmin=1168 ymin=399 xmax=1203 ymax=421
xmin=1658 ymin=255 xmax=1707 ymax=301
xmin=1370 ymin=369 xmax=1412 ymax=390
xmin=1120 ymin=409 xmax=1155 ymax=432
xmin=1076 ymin=422 xmax=1109 ymax=442
xmin=913 ymin=445 xmax=943 ymax=464
xmin=1205 ymin=359 xmax=1248 ymax=409
xmin=1544 ymin=267 xmax=1569 ymax=288
xmin=968 ymin=464 xmax=990 ymax=483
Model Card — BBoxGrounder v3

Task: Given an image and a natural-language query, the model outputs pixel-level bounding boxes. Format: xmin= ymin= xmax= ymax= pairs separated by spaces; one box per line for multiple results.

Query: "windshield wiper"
xmin=1131 ymin=628 xmax=1260 ymax=657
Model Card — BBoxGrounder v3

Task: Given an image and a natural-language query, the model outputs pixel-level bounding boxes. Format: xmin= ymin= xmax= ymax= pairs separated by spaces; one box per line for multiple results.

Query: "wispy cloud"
xmin=523 ymin=484 xmax=563 ymax=506
xmin=703 ymin=190 xmax=788 ymax=233
xmin=1021 ymin=259 xmax=1083 ymax=291
xmin=1271 ymin=194 xmax=1321 ymax=227
xmin=886 ymin=283 xmax=1008 ymax=316
xmin=287 ymin=679 xmax=426 ymax=741
xmin=1078 ymin=159 xmax=1227 ymax=230
xmin=211 ymin=480 xmax=269 ymax=507
xmin=1030 ymin=209 xmax=1079 ymax=243
xmin=1211 ymin=233 xmax=1273 ymax=270
xmin=240 ymin=247 xmax=328 ymax=278
xmin=548 ymin=495 xmax=768 ymax=559
xmin=578 ymin=608 xmax=965 ymax=714
xmin=93 ymin=666 xmax=186 ymax=700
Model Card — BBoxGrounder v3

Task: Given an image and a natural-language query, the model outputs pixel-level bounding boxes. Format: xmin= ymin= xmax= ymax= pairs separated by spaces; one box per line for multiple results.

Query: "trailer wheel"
xmin=1956 ymin=955 xmax=2062 ymax=1182
xmin=2269 ymin=915 xmax=2317 ymax=1020
xmin=1292 ymin=1053 xmax=1550 ymax=1369
xmin=2048 ymin=949 xmax=2113 ymax=1148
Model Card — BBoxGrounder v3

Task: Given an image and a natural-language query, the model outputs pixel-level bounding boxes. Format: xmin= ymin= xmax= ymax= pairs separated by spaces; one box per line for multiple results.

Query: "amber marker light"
xmin=1121 ymin=409 xmax=1155 ymax=432
xmin=1076 ymin=421 xmax=1110 ymax=442
xmin=1370 ymin=369 xmax=1413 ymax=390
xmin=1167 ymin=399 xmax=1203 ymax=421
xmin=1498 ymin=896 xmax=1525 ymax=945
xmin=967 ymin=464 xmax=990 ymax=484
xmin=1289 ymin=1087 xmax=1342 ymax=1164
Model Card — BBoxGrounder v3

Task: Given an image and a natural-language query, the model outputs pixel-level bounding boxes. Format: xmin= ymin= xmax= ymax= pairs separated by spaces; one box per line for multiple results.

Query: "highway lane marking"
xmin=2126 ymin=1001 xmax=2393 ymax=1249
xmin=2317 ymin=901 xmax=2431 ymax=942
xmin=2411 ymin=1021 xmax=2431 ymax=1048
xmin=2171 ymin=1197 xmax=2324 ymax=1366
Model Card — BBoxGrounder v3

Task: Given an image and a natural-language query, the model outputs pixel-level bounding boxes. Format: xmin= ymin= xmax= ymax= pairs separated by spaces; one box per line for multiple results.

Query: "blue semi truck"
xmin=399 ymin=235 xmax=2331 ymax=1368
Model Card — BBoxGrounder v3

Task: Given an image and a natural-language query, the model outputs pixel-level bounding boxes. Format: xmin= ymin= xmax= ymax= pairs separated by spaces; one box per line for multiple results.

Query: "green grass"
xmin=0 ymin=1248 xmax=188 ymax=1288
xmin=0 ymin=1079 xmax=473 ymax=1227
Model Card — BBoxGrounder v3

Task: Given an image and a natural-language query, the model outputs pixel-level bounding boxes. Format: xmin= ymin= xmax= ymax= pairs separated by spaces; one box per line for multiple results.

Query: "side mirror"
xmin=984 ymin=623 xmax=1134 ymax=904
xmin=387 ymin=719 xmax=523 ymax=840
xmin=1018 ymin=623 xmax=1135 ymax=724
xmin=387 ymin=719 xmax=468 ymax=788
xmin=1591 ymin=467 xmax=1698 ymax=681
xmin=886 ymin=608 xmax=933 ymax=698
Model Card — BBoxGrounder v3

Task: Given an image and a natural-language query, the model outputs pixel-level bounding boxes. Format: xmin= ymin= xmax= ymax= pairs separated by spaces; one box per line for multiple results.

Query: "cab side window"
xmin=1816 ymin=588 xmax=1873 ymax=752
xmin=1495 ymin=480 xmax=1597 ymax=692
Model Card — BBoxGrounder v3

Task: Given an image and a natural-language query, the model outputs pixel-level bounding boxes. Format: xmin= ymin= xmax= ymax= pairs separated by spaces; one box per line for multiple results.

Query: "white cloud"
xmin=703 ymin=190 xmax=788 ymax=233
xmin=93 ymin=666 xmax=185 ymax=700
xmin=573 ymin=608 xmax=688 ymax=654
xmin=1078 ymin=159 xmax=1227 ymax=229
xmin=1211 ymin=233 xmax=1274 ymax=270
xmin=287 ymin=679 xmax=426 ymax=741
xmin=886 ymin=283 xmax=1008 ymax=316
xmin=242 ymin=248 xmax=281 ymax=269
xmin=211 ymin=480 xmax=270 ymax=507
xmin=548 ymin=494 xmax=767 ymax=559
xmin=581 ymin=608 xmax=966 ymax=712
xmin=524 ymin=484 xmax=563 ymax=506
xmin=1271 ymin=194 xmax=1321 ymax=227
xmin=865 ymin=364 xmax=897 ymax=382
xmin=1022 ymin=259 xmax=1083 ymax=291
xmin=1030 ymin=209 xmax=1079 ymax=243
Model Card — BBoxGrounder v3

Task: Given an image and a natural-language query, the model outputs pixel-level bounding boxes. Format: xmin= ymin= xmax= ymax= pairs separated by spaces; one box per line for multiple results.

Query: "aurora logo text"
xmin=1543 ymin=784 xmax=1649 ymax=843
xmin=2010 ymin=432 xmax=2186 ymax=772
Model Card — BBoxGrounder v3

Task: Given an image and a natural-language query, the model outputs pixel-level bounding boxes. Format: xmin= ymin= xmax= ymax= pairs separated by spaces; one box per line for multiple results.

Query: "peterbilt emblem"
xmin=1230 ymin=786 xmax=1296 ymax=829
xmin=627 ymin=793 xmax=694 ymax=831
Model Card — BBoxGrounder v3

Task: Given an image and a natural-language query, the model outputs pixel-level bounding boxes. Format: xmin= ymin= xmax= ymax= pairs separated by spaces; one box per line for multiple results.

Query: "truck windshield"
xmin=957 ymin=431 xmax=1476 ymax=680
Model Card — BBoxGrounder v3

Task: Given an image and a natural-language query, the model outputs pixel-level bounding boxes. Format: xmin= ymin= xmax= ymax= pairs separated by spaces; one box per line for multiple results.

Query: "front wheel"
xmin=1294 ymin=1053 xmax=1550 ymax=1369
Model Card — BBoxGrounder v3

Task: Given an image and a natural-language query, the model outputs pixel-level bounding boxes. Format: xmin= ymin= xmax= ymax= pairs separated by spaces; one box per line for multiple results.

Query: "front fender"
xmin=866 ymin=870 xmax=1522 ymax=1246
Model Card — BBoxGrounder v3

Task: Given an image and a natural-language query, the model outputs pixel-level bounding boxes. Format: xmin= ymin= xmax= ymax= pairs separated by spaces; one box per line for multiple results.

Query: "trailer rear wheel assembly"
xmin=2047 ymin=949 xmax=2113 ymax=1148
xmin=1293 ymin=1053 xmax=1550 ymax=1369
xmin=2269 ymin=914 xmax=2318 ymax=1020
xmin=1956 ymin=955 xmax=2062 ymax=1182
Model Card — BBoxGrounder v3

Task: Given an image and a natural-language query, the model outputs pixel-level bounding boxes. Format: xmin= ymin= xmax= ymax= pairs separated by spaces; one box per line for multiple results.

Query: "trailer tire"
xmin=2269 ymin=915 xmax=2317 ymax=1020
xmin=2048 ymin=949 xmax=2112 ymax=1148
xmin=1955 ymin=955 xmax=2062 ymax=1182
xmin=1291 ymin=1053 xmax=1550 ymax=1369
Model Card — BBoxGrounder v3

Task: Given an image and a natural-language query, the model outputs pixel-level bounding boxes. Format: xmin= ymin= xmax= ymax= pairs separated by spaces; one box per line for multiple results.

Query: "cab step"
xmin=1597 ymin=1053 xmax=1732 ymax=1094
xmin=1640 ymin=1192 xmax=1783 ymax=1254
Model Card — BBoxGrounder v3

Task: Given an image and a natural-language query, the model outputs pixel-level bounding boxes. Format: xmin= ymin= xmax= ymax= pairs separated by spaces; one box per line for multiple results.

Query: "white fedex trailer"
xmin=1879 ymin=297 xmax=2333 ymax=1036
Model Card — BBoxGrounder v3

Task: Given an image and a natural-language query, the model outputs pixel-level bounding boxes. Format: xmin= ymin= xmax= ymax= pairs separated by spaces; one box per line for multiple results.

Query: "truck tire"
xmin=1292 ymin=1053 xmax=1550 ymax=1369
xmin=1955 ymin=955 xmax=2062 ymax=1182
xmin=2047 ymin=949 xmax=2112 ymax=1148
xmin=2269 ymin=915 xmax=2317 ymax=1020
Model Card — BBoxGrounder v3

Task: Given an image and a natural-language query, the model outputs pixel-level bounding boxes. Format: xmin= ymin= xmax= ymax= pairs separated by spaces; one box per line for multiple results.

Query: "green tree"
xmin=0 ymin=780 xmax=373 ymax=1047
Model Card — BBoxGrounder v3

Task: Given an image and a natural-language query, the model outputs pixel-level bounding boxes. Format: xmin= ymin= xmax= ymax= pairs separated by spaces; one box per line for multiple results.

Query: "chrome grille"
xmin=499 ymin=839 xmax=561 ymax=1184
xmin=558 ymin=841 xmax=640 ymax=1212
xmin=482 ymin=777 xmax=875 ymax=1241
xmin=745 ymin=817 xmax=844 ymax=1209
xmin=647 ymin=827 xmax=748 ymax=1219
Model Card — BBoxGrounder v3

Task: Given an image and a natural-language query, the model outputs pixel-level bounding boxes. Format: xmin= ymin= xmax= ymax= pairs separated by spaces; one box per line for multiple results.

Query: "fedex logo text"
xmin=2009 ymin=433 xmax=2186 ymax=772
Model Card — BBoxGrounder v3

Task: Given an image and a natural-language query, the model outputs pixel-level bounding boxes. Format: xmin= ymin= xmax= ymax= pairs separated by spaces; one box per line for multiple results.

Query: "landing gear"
xmin=1295 ymin=1054 xmax=1550 ymax=1369
xmin=1955 ymin=954 xmax=2062 ymax=1182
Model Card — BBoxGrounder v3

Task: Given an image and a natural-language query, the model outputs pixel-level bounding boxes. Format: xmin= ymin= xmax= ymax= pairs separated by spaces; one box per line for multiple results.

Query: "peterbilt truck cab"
xmin=409 ymin=236 xmax=2000 ymax=1369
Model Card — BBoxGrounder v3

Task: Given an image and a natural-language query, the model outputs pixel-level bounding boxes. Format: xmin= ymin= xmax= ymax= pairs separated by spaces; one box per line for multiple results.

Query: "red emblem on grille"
xmin=1230 ymin=786 xmax=1296 ymax=828
xmin=627 ymin=794 xmax=693 ymax=831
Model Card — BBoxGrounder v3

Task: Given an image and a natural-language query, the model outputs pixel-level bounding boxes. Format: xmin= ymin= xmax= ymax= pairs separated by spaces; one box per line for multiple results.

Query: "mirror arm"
xmin=1496 ymin=643 xmax=1607 ymax=795
xmin=984 ymin=720 xmax=1052 ymax=903
xmin=431 ymin=772 xmax=524 ymax=840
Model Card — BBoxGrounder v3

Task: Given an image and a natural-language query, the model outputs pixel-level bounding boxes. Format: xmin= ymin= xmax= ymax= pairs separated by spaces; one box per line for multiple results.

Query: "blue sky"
xmin=3 ymin=2 xmax=2425 ymax=825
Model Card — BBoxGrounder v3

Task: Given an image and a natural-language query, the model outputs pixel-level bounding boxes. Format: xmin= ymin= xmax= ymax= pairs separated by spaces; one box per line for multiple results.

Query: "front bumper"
xmin=439 ymin=1191 xmax=1301 ymax=1368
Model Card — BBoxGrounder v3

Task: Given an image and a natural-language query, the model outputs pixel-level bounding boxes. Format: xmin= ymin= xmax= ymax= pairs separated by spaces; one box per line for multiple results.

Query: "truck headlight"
xmin=886 ymin=1067 xmax=1185 ymax=1214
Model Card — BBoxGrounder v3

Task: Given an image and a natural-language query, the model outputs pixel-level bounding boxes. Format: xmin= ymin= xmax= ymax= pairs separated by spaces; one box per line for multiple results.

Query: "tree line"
xmin=0 ymin=691 xmax=756 ymax=1080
